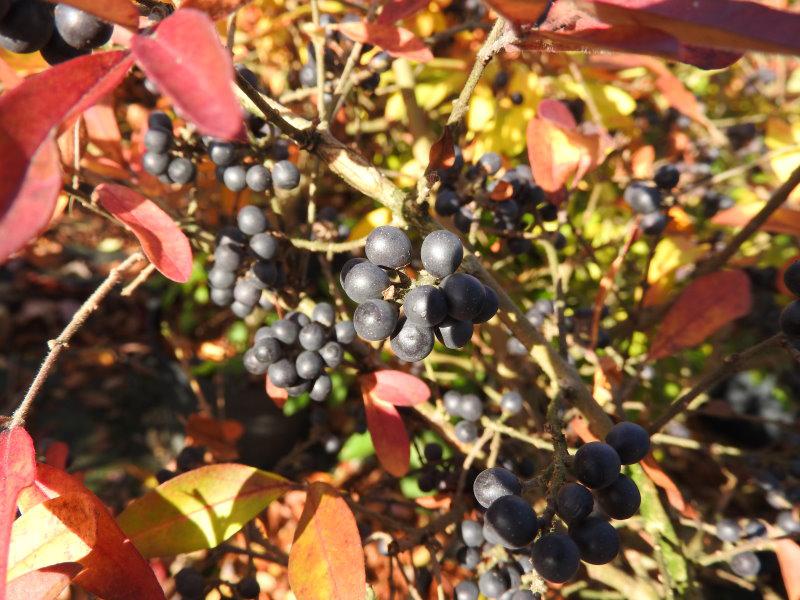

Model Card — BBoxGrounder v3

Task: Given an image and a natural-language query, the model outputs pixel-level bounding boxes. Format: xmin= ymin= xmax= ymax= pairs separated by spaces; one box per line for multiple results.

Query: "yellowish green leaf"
xmin=349 ymin=207 xmax=393 ymax=240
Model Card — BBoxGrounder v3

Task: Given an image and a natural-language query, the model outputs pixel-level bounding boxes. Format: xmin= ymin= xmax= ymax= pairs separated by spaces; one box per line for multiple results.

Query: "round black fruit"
xmin=572 ymin=441 xmax=621 ymax=489
xmin=531 ymin=533 xmax=581 ymax=583
xmin=556 ymin=482 xmax=594 ymax=523
xmin=483 ymin=494 xmax=538 ymax=548
xmin=420 ymin=230 xmax=463 ymax=279
xmin=473 ymin=467 xmax=521 ymax=509
xmin=596 ymin=474 xmax=641 ymax=520
xmin=568 ymin=517 xmax=620 ymax=565
xmin=54 ymin=4 xmax=113 ymax=50
xmin=390 ymin=318 xmax=434 ymax=362
xmin=442 ymin=273 xmax=485 ymax=321
xmin=343 ymin=261 xmax=390 ymax=304
xmin=365 ymin=225 xmax=412 ymax=269
xmin=0 ymin=1 xmax=54 ymax=54
xmin=402 ymin=285 xmax=447 ymax=327
xmin=353 ymin=299 xmax=398 ymax=341
xmin=605 ymin=421 xmax=650 ymax=464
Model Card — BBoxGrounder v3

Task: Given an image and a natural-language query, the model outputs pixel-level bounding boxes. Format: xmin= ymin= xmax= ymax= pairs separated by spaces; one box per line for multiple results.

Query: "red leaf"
xmin=712 ymin=204 xmax=800 ymax=236
xmin=93 ymin=183 xmax=193 ymax=283
xmin=44 ymin=442 xmax=69 ymax=471
xmin=17 ymin=464 xmax=165 ymax=600
xmin=266 ymin=376 xmax=289 ymax=408
xmin=649 ymin=270 xmax=752 ymax=359
xmin=7 ymin=563 xmax=82 ymax=600
xmin=774 ymin=539 xmax=800 ymax=600
xmin=0 ymin=428 xmax=36 ymax=600
xmin=185 ymin=413 xmax=244 ymax=461
xmin=180 ymin=0 xmax=250 ymax=20
xmin=363 ymin=392 xmax=410 ymax=477
xmin=288 ymin=482 xmax=366 ymax=600
xmin=359 ymin=370 xmax=430 ymax=407
xmin=426 ymin=127 xmax=456 ymax=175
xmin=335 ymin=22 xmax=433 ymax=62
xmin=0 ymin=139 xmax=62 ymax=263
xmin=640 ymin=456 xmax=697 ymax=518
xmin=131 ymin=9 xmax=245 ymax=140
xmin=44 ymin=0 xmax=140 ymax=28
xmin=0 ymin=51 xmax=133 ymax=248
xmin=377 ymin=0 xmax=430 ymax=25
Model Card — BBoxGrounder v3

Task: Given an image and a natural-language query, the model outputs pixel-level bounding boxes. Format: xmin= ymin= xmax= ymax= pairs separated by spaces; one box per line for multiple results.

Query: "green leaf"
xmin=117 ymin=464 xmax=291 ymax=558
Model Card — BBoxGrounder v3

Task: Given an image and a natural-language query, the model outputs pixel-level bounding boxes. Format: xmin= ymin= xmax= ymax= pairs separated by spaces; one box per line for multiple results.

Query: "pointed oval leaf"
xmin=377 ymin=0 xmax=431 ymax=25
xmin=649 ymin=270 xmax=752 ymax=360
xmin=0 ymin=50 xmax=134 ymax=243
xmin=335 ymin=22 xmax=432 ymax=62
xmin=131 ymin=9 xmax=244 ymax=139
xmin=359 ymin=370 xmax=430 ymax=407
xmin=8 ymin=494 xmax=97 ymax=582
xmin=774 ymin=539 xmax=800 ymax=600
xmin=7 ymin=563 xmax=82 ymax=600
xmin=181 ymin=0 xmax=251 ymax=20
xmin=93 ymin=183 xmax=192 ymax=283
xmin=117 ymin=464 xmax=291 ymax=558
xmin=0 ymin=427 xmax=36 ymax=599
xmin=16 ymin=464 xmax=166 ymax=600
xmin=45 ymin=0 xmax=139 ymax=28
xmin=288 ymin=482 xmax=366 ymax=600
xmin=363 ymin=392 xmax=410 ymax=477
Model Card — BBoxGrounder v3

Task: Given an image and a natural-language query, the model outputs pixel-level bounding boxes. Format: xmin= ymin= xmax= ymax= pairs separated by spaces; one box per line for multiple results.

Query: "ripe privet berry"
xmin=478 ymin=152 xmax=502 ymax=175
xmin=420 ymin=230 xmax=463 ymax=279
xmin=499 ymin=391 xmax=523 ymax=415
xmin=310 ymin=374 xmax=332 ymax=402
xmin=254 ymin=337 xmax=282 ymax=364
xmin=472 ymin=285 xmax=499 ymax=324
xmin=784 ymin=261 xmax=800 ymax=296
xmin=457 ymin=546 xmax=481 ymax=569
xmin=641 ymin=211 xmax=668 ymax=236
xmin=654 ymin=164 xmax=680 ymax=190
xmin=210 ymin=287 xmax=233 ymax=306
xmin=454 ymin=580 xmax=480 ymax=600
xmin=251 ymin=260 xmax=277 ymax=287
xmin=295 ymin=350 xmax=324 ymax=380
xmin=209 ymin=140 xmax=236 ymax=166
xmin=299 ymin=322 xmax=327 ymax=351
xmin=568 ymin=517 xmax=620 ymax=565
xmin=403 ymin=285 xmax=447 ymax=327
xmin=715 ymin=518 xmax=742 ymax=542
xmin=40 ymin=30 xmax=88 ymax=65
xmin=174 ymin=567 xmax=205 ymax=598
xmin=54 ymin=4 xmax=113 ymax=50
xmin=365 ymin=225 xmax=412 ymax=269
xmin=143 ymin=152 xmax=170 ymax=176
xmin=572 ymin=441 xmax=622 ymax=489
xmin=478 ymin=569 xmax=510 ymax=599
xmin=208 ymin=267 xmax=236 ymax=289
xmin=319 ymin=341 xmax=343 ymax=368
xmin=244 ymin=349 xmax=268 ymax=374
xmin=334 ymin=320 xmax=356 ymax=344
xmin=144 ymin=127 xmax=172 ymax=154
xmin=779 ymin=300 xmax=800 ymax=337
xmin=353 ymin=299 xmax=398 ymax=341
xmin=729 ymin=552 xmax=760 ymax=578
xmin=214 ymin=244 xmax=241 ymax=271
xmin=390 ymin=318 xmax=435 ymax=362
xmin=460 ymin=519 xmax=484 ymax=547
xmin=473 ymin=466 xmax=522 ymax=509
xmin=442 ymin=273 xmax=485 ymax=321
xmin=423 ymin=442 xmax=443 ymax=462
xmin=454 ymin=420 xmax=478 ymax=443
xmin=167 ymin=157 xmax=195 ymax=185
xmin=272 ymin=160 xmax=301 ymax=189
xmin=249 ymin=232 xmax=278 ymax=260
xmin=343 ymin=261 xmax=390 ymax=304
xmin=223 ymin=165 xmax=248 ymax=192
xmin=434 ymin=188 xmax=461 ymax=216
xmin=233 ymin=279 xmax=261 ymax=305
xmin=596 ymin=474 xmax=641 ymax=520
xmin=531 ymin=533 xmax=581 ymax=583
xmin=458 ymin=393 xmax=483 ymax=422
xmin=556 ymin=482 xmax=595 ymax=523
xmin=0 ymin=0 xmax=54 ymax=54
xmin=605 ymin=421 xmax=650 ymax=464
xmin=443 ymin=390 xmax=462 ymax=415
xmin=236 ymin=576 xmax=260 ymax=599
xmin=268 ymin=358 xmax=298 ymax=388
xmin=312 ymin=302 xmax=336 ymax=327
xmin=435 ymin=318 xmax=473 ymax=349
xmin=272 ymin=319 xmax=299 ymax=345
xmin=231 ymin=301 xmax=254 ymax=318
xmin=246 ymin=164 xmax=272 ymax=192
xmin=623 ymin=182 xmax=662 ymax=215
xmin=484 ymin=494 xmax=538 ymax=549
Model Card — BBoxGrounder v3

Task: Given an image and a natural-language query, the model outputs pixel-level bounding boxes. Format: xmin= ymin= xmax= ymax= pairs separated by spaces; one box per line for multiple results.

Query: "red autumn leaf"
xmin=7 ymin=563 xmax=82 ymax=600
xmin=180 ymin=0 xmax=251 ymax=20
xmin=640 ymin=456 xmax=698 ymax=518
xmin=649 ymin=270 xmax=752 ymax=360
xmin=774 ymin=539 xmax=800 ymax=600
xmin=363 ymin=392 xmax=411 ymax=477
xmin=93 ymin=183 xmax=193 ymax=283
xmin=526 ymin=99 xmax=604 ymax=193
xmin=377 ymin=0 xmax=430 ymax=25
xmin=0 ymin=427 xmax=36 ymax=600
xmin=131 ymin=9 xmax=245 ymax=140
xmin=0 ymin=50 xmax=134 ymax=262
xmin=266 ymin=375 xmax=289 ymax=408
xmin=712 ymin=204 xmax=800 ymax=236
xmin=426 ymin=127 xmax=456 ymax=175
xmin=44 ymin=442 xmax=70 ymax=471
xmin=44 ymin=0 xmax=140 ymax=28
xmin=359 ymin=370 xmax=430 ymax=407
xmin=335 ymin=22 xmax=433 ymax=62
xmin=17 ymin=464 xmax=165 ymax=600
xmin=288 ymin=482 xmax=366 ymax=600
xmin=0 ymin=139 xmax=62 ymax=263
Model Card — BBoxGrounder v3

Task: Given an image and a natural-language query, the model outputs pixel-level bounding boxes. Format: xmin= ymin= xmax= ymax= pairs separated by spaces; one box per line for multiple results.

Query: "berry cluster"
xmin=443 ymin=389 xmax=523 ymax=444
xmin=174 ymin=566 xmax=260 ymax=600
xmin=779 ymin=261 xmax=800 ymax=345
xmin=0 ymin=1 xmax=112 ymax=65
xmin=623 ymin=163 xmax=681 ymax=235
xmin=341 ymin=226 xmax=498 ymax=361
xmin=208 ymin=205 xmax=286 ymax=318
xmin=434 ymin=153 xmax=558 ymax=256
xmin=243 ymin=304 xmax=355 ymax=403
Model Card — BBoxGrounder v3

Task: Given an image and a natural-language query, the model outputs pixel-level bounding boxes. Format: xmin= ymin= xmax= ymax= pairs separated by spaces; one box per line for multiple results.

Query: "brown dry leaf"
xmin=185 ymin=413 xmax=244 ymax=460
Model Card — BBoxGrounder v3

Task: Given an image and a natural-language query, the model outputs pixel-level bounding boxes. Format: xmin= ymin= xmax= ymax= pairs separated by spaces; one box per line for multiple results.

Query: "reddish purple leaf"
xmin=359 ymin=370 xmax=431 ymax=407
xmin=377 ymin=0 xmax=430 ymax=25
xmin=0 ymin=51 xmax=134 ymax=228
xmin=363 ymin=393 xmax=410 ymax=477
xmin=94 ymin=184 xmax=193 ymax=283
xmin=335 ymin=22 xmax=433 ymax=62
xmin=0 ymin=428 xmax=37 ymax=600
xmin=132 ymin=9 xmax=245 ymax=140
xmin=0 ymin=139 xmax=62 ymax=263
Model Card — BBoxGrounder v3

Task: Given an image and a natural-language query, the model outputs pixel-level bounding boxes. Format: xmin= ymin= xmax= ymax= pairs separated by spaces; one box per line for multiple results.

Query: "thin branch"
xmin=287 ymin=236 xmax=366 ymax=253
xmin=8 ymin=253 xmax=145 ymax=429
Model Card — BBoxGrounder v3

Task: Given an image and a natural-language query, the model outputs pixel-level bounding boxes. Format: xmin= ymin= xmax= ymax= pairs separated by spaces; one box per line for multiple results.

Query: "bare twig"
xmin=8 ymin=253 xmax=145 ymax=429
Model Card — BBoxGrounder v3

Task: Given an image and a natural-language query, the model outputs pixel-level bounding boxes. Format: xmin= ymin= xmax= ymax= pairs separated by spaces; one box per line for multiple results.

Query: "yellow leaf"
xmin=384 ymin=92 xmax=407 ymax=123
xmin=349 ymin=207 xmax=393 ymax=240
xmin=765 ymin=117 xmax=800 ymax=181
xmin=648 ymin=237 xmax=701 ymax=284
xmin=467 ymin=86 xmax=496 ymax=132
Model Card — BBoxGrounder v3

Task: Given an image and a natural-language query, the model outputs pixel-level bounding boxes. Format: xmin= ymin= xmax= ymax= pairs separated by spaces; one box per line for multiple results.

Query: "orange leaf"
xmin=288 ymin=482 xmax=366 ymax=600
xmin=93 ymin=183 xmax=193 ymax=283
xmin=180 ymin=0 xmax=251 ymax=20
xmin=631 ymin=145 xmax=655 ymax=179
xmin=45 ymin=0 xmax=140 ymax=28
xmin=359 ymin=370 xmax=431 ymax=406
xmin=363 ymin=392 xmax=410 ymax=477
xmin=7 ymin=563 xmax=82 ymax=600
xmin=266 ymin=375 xmax=289 ymax=408
xmin=0 ymin=428 xmax=36 ymax=600
xmin=335 ymin=22 xmax=432 ymax=62
xmin=640 ymin=456 xmax=697 ymax=518
xmin=774 ymin=539 xmax=800 ymax=600
xmin=713 ymin=204 xmax=800 ymax=236
xmin=377 ymin=0 xmax=430 ymax=24
xmin=426 ymin=127 xmax=456 ymax=175
xmin=44 ymin=442 xmax=69 ymax=471
xmin=185 ymin=413 xmax=244 ymax=460
xmin=648 ymin=270 xmax=751 ymax=359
